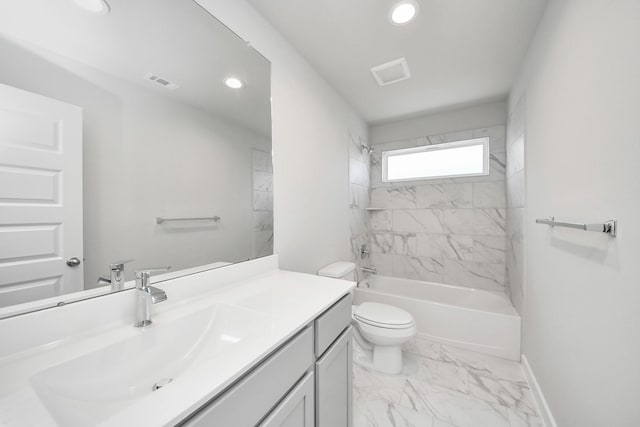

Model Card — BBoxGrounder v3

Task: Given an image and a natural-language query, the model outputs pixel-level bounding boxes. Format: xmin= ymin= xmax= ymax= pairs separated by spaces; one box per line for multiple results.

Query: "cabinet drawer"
xmin=182 ymin=326 xmax=314 ymax=427
xmin=314 ymin=294 xmax=352 ymax=357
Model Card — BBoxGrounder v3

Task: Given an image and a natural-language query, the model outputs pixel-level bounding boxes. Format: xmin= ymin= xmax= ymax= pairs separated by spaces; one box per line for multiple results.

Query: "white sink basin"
xmin=30 ymin=304 xmax=268 ymax=426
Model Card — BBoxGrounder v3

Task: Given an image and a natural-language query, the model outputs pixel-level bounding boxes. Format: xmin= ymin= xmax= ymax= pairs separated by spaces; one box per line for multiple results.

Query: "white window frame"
xmin=381 ymin=137 xmax=490 ymax=183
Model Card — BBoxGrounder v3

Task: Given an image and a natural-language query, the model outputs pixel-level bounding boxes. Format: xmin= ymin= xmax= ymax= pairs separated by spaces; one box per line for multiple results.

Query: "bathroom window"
xmin=382 ymin=137 xmax=490 ymax=182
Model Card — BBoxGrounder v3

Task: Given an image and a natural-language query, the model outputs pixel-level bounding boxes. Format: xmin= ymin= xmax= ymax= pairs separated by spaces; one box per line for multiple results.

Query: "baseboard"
xmin=522 ymin=354 xmax=557 ymax=427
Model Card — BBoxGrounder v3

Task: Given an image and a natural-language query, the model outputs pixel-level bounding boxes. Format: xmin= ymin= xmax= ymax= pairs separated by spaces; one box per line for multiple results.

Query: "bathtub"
xmin=354 ymin=275 xmax=521 ymax=361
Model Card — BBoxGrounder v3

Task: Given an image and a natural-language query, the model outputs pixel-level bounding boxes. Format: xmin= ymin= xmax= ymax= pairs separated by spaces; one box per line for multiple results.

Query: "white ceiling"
xmin=0 ymin=0 xmax=271 ymax=135
xmin=249 ymin=0 xmax=548 ymax=123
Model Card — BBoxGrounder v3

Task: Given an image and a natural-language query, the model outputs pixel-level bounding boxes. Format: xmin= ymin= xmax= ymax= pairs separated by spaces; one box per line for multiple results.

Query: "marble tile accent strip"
xmin=253 ymin=211 xmax=273 ymax=232
xmin=253 ymin=170 xmax=273 ymax=192
xmin=252 ymin=149 xmax=273 ymax=172
xmin=506 ymin=171 xmax=525 ymax=209
xmin=253 ymin=191 xmax=272 ymax=211
xmin=505 ymin=95 xmax=526 ymax=313
xmin=348 ymin=130 xmax=372 ymax=277
xmin=252 ymin=149 xmax=273 ymax=258
xmin=350 ymin=184 xmax=370 ymax=209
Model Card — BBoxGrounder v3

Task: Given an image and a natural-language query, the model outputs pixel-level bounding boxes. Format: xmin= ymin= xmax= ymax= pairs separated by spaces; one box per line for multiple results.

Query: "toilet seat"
xmin=353 ymin=302 xmax=415 ymax=330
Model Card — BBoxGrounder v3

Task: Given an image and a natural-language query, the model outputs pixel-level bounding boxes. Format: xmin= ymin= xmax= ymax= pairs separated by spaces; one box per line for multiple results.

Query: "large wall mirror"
xmin=0 ymin=0 xmax=273 ymax=316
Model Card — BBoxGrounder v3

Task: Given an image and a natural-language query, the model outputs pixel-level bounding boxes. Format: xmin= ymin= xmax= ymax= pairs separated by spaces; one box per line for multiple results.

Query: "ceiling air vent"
xmin=144 ymin=73 xmax=180 ymax=90
xmin=370 ymin=58 xmax=411 ymax=86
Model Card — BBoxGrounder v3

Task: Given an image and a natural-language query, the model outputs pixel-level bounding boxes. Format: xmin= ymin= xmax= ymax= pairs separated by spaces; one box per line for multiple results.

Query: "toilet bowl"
xmin=317 ymin=262 xmax=416 ymax=374
xmin=352 ymin=302 xmax=416 ymax=374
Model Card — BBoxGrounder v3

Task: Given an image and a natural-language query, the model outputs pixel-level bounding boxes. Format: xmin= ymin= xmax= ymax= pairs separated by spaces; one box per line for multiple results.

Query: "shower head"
xmin=360 ymin=143 xmax=373 ymax=155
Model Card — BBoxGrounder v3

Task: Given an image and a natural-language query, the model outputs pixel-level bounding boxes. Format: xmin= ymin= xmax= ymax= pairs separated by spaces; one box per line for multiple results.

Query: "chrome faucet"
xmin=134 ymin=267 xmax=170 ymax=328
xmin=98 ymin=259 xmax=134 ymax=291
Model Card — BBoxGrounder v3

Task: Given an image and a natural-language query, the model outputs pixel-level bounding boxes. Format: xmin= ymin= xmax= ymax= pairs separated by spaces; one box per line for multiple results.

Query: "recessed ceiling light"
xmin=389 ymin=0 xmax=419 ymax=25
xmin=225 ymin=77 xmax=244 ymax=89
xmin=74 ymin=0 xmax=110 ymax=14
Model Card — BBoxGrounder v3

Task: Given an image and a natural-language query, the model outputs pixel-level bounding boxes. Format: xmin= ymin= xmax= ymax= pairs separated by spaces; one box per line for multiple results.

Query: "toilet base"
xmin=373 ymin=345 xmax=403 ymax=374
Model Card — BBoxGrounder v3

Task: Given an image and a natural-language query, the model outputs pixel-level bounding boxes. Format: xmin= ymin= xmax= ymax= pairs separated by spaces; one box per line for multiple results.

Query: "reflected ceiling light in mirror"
xmin=224 ymin=77 xmax=244 ymax=89
xmin=74 ymin=0 xmax=110 ymax=14
xmin=389 ymin=0 xmax=419 ymax=25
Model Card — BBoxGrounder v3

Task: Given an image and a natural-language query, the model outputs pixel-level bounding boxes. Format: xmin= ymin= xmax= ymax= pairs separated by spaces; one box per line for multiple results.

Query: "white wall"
xmin=196 ymin=0 xmax=369 ymax=274
xmin=510 ymin=1 xmax=640 ymax=425
xmin=370 ymin=100 xmax=507 ymax=144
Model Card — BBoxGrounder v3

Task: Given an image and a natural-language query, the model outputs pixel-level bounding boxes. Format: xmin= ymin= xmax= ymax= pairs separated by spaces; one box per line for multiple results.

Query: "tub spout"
xmin=361 ymin=266 xmax=377 ymax=275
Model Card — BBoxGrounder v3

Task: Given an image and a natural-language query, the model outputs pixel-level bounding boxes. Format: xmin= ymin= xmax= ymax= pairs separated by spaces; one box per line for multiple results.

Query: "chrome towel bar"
xmin=535 ymin=216 xmax=617 ymax=237
xmin=156 ymin=216 xmax=221 ymax=224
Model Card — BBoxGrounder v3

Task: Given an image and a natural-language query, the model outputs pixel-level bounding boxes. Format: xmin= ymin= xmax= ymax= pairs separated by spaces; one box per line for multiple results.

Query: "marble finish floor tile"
xmin=353 ymin=338 xmax=543 ymax=427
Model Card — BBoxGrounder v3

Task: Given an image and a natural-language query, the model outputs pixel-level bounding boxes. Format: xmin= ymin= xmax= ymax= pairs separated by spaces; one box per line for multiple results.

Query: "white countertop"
xmin=0 ymin=256 xmax=354 ymax=426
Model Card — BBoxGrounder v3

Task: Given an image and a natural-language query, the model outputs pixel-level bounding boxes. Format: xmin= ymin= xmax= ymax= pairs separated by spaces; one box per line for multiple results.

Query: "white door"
xmin=0 ymin=84 xmax=83 ymax=308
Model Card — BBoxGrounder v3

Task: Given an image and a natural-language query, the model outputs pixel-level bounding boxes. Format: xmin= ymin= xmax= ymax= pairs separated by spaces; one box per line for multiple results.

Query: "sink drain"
xmin=152 ymin=378 xmax=173 ymax=391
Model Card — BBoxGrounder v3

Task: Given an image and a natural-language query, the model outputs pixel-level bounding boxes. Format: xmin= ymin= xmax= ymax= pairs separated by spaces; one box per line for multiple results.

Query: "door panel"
xmin=260 ymin=371 xmax=314 ymax=427
xmin=0 ymin=84 xmax=83 ymax=307
xmin=0 ymin=225 xmax=60 ymax=260
xmin=0 ymin=166 xmax=60 ymax=202
xmin=315 ymin=326 xmax=353 ymax=427
xmin=0 ymin=107 xmax=61 ymax=150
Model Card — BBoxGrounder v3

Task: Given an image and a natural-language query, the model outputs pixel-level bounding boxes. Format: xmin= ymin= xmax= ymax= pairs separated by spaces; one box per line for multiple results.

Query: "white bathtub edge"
xmin=416 ymin=331 xmax=520 ymax=361
xmin=355 ymin=286 xmax=521 ymax=361
xmin=522 ymin=354 xmax=557 ymax=427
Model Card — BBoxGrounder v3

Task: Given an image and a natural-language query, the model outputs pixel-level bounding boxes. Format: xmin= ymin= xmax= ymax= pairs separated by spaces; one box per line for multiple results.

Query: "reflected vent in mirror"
xmin=144 ymin=73 xmax=180 ymax=90
xmin=370 ymin=57 xmax=411 ymax=86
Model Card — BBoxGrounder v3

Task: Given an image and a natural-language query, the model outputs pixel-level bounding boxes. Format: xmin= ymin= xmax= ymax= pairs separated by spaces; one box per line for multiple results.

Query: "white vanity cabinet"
xmin=180 ymin=294 xmax=353 ymax=427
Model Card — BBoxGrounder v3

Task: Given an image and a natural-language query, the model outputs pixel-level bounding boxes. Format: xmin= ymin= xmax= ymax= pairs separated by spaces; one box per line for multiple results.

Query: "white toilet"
xmin=317 ymin=262 xmax=416 ymax=374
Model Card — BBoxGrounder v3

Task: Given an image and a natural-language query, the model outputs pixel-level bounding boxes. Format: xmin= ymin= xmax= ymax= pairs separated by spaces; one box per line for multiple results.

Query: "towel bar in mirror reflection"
xmin=156 ymin=216 xmax=222 ymax=224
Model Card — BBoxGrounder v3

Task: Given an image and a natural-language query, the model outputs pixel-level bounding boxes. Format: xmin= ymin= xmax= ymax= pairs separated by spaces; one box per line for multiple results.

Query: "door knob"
xmin=66 ymin=257 xmax=82 ymax=267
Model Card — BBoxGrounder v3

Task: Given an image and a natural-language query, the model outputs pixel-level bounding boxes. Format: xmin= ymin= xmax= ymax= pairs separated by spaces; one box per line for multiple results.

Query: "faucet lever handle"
xmin=135 ymin=267 xmax=171 ymax=279
xmin=110 ymin=258 xmax=134 ymax=270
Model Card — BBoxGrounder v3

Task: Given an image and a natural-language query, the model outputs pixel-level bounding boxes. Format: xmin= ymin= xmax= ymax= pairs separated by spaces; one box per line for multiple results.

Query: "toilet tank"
xmin=317 ymin=262 xmax=356 ymax=281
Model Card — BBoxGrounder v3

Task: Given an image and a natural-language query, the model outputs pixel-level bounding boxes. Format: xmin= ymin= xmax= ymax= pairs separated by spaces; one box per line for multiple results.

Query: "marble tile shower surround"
xmin=353 ymin=336 xmax=543 ymax=427
xmin=349 ymin=131 xmax=372 ymax=278
xmin=252 ymin=149 xmax=274 ymax=257
xmin=505 ymin=97 xmax=525 ymax=313
xmin=368 ymin=126 xmax=508 ymax=292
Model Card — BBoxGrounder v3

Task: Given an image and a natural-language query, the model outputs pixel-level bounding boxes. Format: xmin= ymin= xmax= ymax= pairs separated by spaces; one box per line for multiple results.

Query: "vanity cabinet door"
xmin=315 ymin=326 xmax=353 ymax=427
xmin=260 ymin=371 xmax=314 ymax=427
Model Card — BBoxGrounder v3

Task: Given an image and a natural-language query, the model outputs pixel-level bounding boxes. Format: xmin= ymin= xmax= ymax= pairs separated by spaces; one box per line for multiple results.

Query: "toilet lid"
xmin=354 ymin=302 xmax=415 ymax=329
